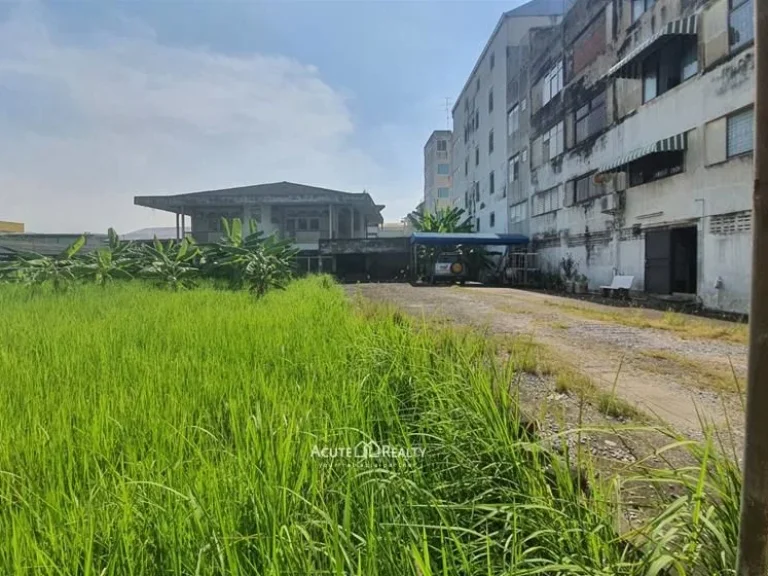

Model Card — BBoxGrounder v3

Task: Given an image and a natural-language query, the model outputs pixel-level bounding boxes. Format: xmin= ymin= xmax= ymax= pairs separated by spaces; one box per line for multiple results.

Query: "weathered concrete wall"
xmin=318 ymin=237 xmax=410 ymax=256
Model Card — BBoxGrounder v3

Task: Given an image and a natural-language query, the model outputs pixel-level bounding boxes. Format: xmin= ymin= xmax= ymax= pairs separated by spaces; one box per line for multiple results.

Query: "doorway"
xmin=644 ymin=226 xmax=697 ymax=295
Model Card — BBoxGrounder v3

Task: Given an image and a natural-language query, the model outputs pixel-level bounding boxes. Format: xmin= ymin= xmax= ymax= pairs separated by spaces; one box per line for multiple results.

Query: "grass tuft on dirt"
xmin=546 ymin=300 xmax=748 ymax=344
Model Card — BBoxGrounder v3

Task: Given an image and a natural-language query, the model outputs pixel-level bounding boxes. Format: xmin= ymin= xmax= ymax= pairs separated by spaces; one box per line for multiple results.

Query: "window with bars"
xmin=730 ymin=0 xmax=754 ymax=52
xmin=436 ymin=140 xmax=447 ymax=152
xmin=727 ymin=107 xmax=754 ymax=158
xmin=532 ymin=186 xmax=560 ymax=216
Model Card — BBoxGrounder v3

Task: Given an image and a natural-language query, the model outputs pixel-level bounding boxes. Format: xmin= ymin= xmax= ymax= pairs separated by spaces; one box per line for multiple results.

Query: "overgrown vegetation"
xmin=0 ymin=278 xmax=741 ymax=574
xmin=0 ymin=219 xmax=298 ymax=296
xmin=545 ymin=299 xmax=749 ymax=344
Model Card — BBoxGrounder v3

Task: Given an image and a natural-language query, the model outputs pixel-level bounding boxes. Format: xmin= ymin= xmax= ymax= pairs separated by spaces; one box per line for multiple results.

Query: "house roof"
xmin=134 ymin=181 xmax=385 ymax=222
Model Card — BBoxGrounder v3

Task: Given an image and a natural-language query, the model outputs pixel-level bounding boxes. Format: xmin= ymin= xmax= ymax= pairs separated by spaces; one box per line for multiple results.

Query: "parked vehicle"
xmin=432 ymin=252 xmax=468 ymax=284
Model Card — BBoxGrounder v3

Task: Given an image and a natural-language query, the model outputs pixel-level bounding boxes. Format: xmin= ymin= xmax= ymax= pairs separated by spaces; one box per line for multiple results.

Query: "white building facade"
xmin=521 ymin=0 xmax=755 ymax=313
xmin=451 ymin=0 xmax=564 ymax=233
xmin=423 ymin=130 xmax=454 ymax=214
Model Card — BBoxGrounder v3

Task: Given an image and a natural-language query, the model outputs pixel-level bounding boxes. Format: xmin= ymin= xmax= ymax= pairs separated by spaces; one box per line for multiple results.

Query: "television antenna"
xmin=443 ymin=97 xmax=453 ymax=129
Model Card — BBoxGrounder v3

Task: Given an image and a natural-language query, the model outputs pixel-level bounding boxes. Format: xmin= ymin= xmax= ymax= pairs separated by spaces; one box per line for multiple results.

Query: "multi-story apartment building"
xmin=451 ymin=0 xmax=564 ymax=233
xmin=423 ymin=130 xmax=454 ymax=214
xmin=518 ymin=0 xmax=755 ymax=313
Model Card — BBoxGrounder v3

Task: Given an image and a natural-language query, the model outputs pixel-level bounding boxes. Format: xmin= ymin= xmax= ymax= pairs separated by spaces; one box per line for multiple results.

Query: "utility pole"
xmin=737 ymin=1 xmax=768 ymax=574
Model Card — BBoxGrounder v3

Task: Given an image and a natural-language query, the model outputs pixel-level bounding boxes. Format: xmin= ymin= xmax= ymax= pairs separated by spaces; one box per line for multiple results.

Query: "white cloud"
xmin=0 ymin=4 xmax=418 ymax=233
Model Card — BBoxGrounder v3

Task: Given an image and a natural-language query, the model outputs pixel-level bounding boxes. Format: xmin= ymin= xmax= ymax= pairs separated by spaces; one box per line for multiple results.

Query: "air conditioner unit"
xmin=600 ymin=193 xmax=619 ymax=214
xmin=613 ymin=172 xmax=628 ymax=192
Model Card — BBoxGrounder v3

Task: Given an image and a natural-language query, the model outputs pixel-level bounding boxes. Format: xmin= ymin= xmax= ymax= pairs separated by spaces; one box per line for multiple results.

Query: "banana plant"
xmin=212 ymin=218 xmax=298 ymax=294
xmin=138 ymin=237 xmax=201 ymax=290
xmin=75 ymin=248 xmax=133 ymax=287
xmin=1 ymin=235 xmax=86 ymax=291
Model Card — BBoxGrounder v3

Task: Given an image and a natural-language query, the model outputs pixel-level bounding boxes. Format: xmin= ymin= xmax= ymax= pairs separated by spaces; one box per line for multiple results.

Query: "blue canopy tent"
xmin=408 ymin=232 xmax=531 ymax=283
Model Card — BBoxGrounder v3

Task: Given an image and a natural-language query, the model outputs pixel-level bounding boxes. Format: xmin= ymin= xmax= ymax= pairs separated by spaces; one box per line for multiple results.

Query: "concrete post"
xmin=175 ymin=212 xmax=180 ymax=240
xmin=181 ymin=207 xmax=186 ymax=239
xmin=328 ymin=204 xmax=334 ymax=239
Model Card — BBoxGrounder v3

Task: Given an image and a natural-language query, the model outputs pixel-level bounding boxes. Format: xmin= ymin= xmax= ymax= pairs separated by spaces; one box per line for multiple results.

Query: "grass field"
xmin=0 ymin=278 xmax=741 ymax=575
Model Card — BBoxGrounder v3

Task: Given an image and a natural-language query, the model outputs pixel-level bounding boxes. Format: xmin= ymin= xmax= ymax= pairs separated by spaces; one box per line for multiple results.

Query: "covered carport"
xmin=409 ymin=232 xmax=530 ymax=283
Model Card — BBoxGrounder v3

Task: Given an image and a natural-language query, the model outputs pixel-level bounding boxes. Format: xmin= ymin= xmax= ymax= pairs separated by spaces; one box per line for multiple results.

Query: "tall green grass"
xmin=0 ymin=278 xmax=739 ymax=574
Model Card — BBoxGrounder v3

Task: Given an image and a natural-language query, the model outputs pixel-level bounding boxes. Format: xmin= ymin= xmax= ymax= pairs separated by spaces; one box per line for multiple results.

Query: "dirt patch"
xmin=347 ymin=283 xmax=746 ymax=455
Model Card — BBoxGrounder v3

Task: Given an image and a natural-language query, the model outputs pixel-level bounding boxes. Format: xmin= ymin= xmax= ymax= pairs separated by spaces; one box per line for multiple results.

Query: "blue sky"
xmin=0 ymin=0 xmax=520 ymax=233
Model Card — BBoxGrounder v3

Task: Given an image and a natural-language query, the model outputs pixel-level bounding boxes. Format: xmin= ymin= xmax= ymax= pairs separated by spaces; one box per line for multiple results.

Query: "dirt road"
xmin=350 ymin=283 xmax=747 ymax=450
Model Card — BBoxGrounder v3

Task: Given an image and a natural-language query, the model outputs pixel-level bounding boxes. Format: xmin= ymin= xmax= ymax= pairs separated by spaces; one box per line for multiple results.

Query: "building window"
xmin=507 ymin=105 xmax=520 ymax=136
xmin=437 ymin=187 xmax=450 ymax=198
xmin=643 ymin=57 xmax=658 ymax=102
xmin=490 ymin=212 xmax=496 ymax=228
xmin=575 ymin=92 xmax=607 ymax=144
xmin=490 ymin=52 xmax=495 ymax=70
xmin=727 ymin=107 xmax=754 ymax=158
xmin=632 ymin=0 xmax=655 ymax=22
xmin=508 ymin=154 xmax=520 ymax=183
xmin=437 ymin=163 xmax=450 ymax=175
xmin=681 ymin=42 xmax=698 ymax=80
xmin=464 ymin=157 xmax=468 ymax=176
xmin=475 ymin=147 xmax=480 ymax=166
xmin=476 ymin=218 xmax=480 ymax=232
xmin=532 ymin=186 xmax=560 ymax=216
xmin=542 ymin=61 xmax=563 ymax=105
xmin=629 ymin=151 xmax=685 ymax=186
xmin=730 ymin=0 xmax=754 ymax=52
xmin=568 ymin=173 xmax=604 ymax=204
xmin=542 ymin=121 xmax=564 ymax=161
xmin=488 ymin=130 xmax=494 ymax=154
xmin=489 ymin=171 xmax=495 ymax=195
xmin=437 ymin=139 xmax=448 ymax=152
xmin=510 ymin=201 xmax=527 ymax=224
xmin=488 ymin=90 xmax=494 ymax=113
xmin=474 ymin=181 xmax=480 ymax=201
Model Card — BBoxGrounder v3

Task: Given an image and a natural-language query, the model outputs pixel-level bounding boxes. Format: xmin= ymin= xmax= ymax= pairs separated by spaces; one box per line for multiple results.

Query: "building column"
xmin=175 ymin=212 xmax=180 ymax=240
xmin=181 ymin=207 xmax=186 ymax=239
xmin=328 ymin=204 xmax=334 ymax=239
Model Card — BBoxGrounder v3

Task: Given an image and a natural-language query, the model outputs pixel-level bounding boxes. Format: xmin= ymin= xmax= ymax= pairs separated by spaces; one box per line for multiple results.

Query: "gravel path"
xmin=348 ymin=283 xmax=747 ymax=452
